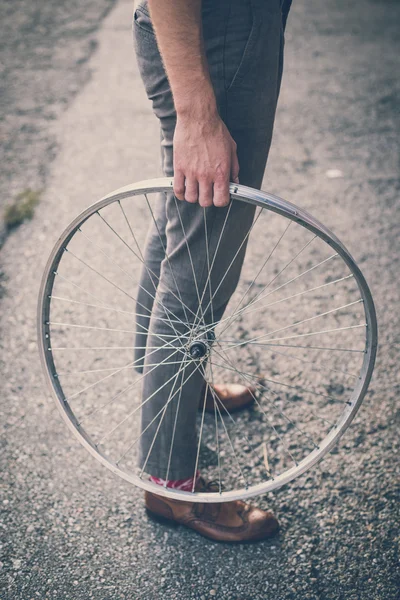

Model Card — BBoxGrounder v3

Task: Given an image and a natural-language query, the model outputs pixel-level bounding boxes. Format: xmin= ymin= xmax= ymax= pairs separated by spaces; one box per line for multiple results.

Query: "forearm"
xmin=147 ymin=0 xmax=217 ymax=117
xmin=146 ymin=0 xmax=239 ymax=206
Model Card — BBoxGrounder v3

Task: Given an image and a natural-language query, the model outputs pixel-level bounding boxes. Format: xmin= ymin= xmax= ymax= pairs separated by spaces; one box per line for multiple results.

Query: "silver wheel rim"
xmin=37 ymin=177 xmax=378 ymax=502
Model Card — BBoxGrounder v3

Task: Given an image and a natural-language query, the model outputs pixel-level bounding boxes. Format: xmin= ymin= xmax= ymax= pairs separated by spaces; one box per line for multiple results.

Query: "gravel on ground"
xmin=0 ymin=0 xmax=399 ymax=598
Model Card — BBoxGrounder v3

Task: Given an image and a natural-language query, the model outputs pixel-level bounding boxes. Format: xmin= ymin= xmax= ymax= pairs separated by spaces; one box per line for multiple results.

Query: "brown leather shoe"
xmin=199 ymin=383 xmax=256 ymax=414
xmin=145 ymin=479 xmax=278 ymax=543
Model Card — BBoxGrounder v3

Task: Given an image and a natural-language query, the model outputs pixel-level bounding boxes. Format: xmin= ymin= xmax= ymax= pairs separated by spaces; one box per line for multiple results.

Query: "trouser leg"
xmin=134 ymin=188 xmax=167 ymax=374
xmin=133 ymin=0 xmax=288 ymax=478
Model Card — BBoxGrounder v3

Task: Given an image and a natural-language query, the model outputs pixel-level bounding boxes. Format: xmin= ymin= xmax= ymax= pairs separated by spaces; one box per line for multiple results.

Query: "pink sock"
xmin=149 ymin=471 xmax=201 ymax=492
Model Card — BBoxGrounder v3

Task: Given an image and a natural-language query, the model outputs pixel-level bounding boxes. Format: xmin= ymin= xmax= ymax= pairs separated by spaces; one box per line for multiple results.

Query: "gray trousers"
xmin=133 ymin=0 xmax=289 ymax=479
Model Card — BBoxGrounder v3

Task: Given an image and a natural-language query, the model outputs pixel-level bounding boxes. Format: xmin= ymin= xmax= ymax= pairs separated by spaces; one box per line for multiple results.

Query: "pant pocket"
xmin=133 ymin=3 xmax=155 ymax=38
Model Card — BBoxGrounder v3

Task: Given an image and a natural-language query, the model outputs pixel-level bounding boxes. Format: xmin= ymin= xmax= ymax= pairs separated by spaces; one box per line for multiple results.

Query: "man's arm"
xmin=147 ymin=0 xmax=239 ymax=207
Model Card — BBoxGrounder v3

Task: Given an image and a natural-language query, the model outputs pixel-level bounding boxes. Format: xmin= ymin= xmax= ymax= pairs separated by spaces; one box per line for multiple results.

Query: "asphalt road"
xmin=0 ymin=0 xmax=116 ymax=243
xmin=1 ymin=0 xmax=399 ymax=598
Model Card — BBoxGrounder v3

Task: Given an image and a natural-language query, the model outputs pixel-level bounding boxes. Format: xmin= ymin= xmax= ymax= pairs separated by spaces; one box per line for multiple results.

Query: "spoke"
xmin=50 ymin=345 xmax=172 ymax=351
xmin=178 ymin=253 xmax=340 ymax=341
xmin=214 ymin=342 xmax=340 ymax=425
xmin=211 ymin=347 xmax=320 ymax=452
xmin=97 ymin=208 xmax=197 ymax=328
xmin=118 ymin=199 xmax=146 ymax=256
xmin=97 ymin=353 xmax=188 ymax=443
xmin=79 ymin=347 xmax=181 ymax=423
xmin=172 ymin=195 xmax=209 ymax=333
xmin=190 ymin=201 xmax=234 ymax=335
xmin=232 ymin=344 xmax=359 ymax=380
xmin=212 ymin=341 xmax=342 ymax=406
xmin=97 ymin=354 xmax=205 ymax=445
xmin=139 ymin=360 xmax=187 ymax=477
xmin=213 ymin=376 xmax=222 ymax=493
xmin=64 ymin=247 xmax=189 ymax=341
xmin=220 ymin=273 xmax=355 ymax=324
xmin=219 ymin=235 xmax=320 ymax=338
xmin=50 ymin=325 xmax=187 ymax=363
xmin=211 ymin=356 xmax=341 ymax=403
xmin=195 ymin=254 xmax=342 ymax=333
xmin=79 ymin=224 xmax=185 ymax=338
xmin=50 ymin=295 xmax=185 ymax=329
xmin=59 ymin=337 xmax=189 ymax=408
xmin=57 ymin=359 xmax=186 ymax=376
xmin=143 ymin=193 xmax=192 ymax=323
xmin=203 ymin=207 xmax=214 ymax=325
xmin=59 ymin=248 xmax=193 ymax=357
xmin=164 ymin=367 xmax=187 ymax=483
xmin=61 ymin=338 xmax=185 ymax=402
xmin=207 ymin=362 xmax=249 ymax=489
xmin=199 ymin=207 xmax=263 ymax=323
xmin=263 ymin=298 xmax=364 ymax=339
xmin=48 ymin=321 xmax=182 ymax=337
xmin=257 ymin=323 xmax=368 ymax=345
xmin=49 ymin=314 xmax=189 ymax=357
xmin=224 ymin=341 xmax=366 ymax=353
xmin=64 ymin=247 xmax=139 ymax=303
xmin=224 ymin=299 xmax=364 ymax=351
xmin=112 ymin=357 xmax=206 ymax=460
xmin=64 ymin=358 xmax=140 ymax=401
xmin=225 ymin=220 xmax=292 ymax=322
xmin=49 ymin=295 xmax=182 ymax=326
xmin=222 ymin=323 xmax=367 ymax=352
xmin=117 ymin=199 xmax=192 ymax=371
xmin=53 ymin=271 xmax=134 ymax=315
xmin=230 ymin=254 xmax=339 ymax=325
xmin=202 ymin=367 xmax=272 ymax=479
xmin=190 ymin=200 xmax=237 ymax=332
xmin=119 ymin=198 xmax=190 ymax=329
xmin=190 ymin=374 xmax=210 ymax=491
xmin=119 ymin=197 xmax=187 ymax=351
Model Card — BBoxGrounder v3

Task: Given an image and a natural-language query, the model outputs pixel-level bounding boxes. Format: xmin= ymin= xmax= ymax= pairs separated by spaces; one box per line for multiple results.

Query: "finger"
xmin=184 ymin=177 xmax=199 ymax=204
xmin=174 ymin=170 xmax=185 ymax=201
xmin=231 ymin=148 xmax=240 ymax=184
xmin=213 ymin=171 xmax=230 ymax=207
xmin=198 ymin=178 xmax=213 ymax=207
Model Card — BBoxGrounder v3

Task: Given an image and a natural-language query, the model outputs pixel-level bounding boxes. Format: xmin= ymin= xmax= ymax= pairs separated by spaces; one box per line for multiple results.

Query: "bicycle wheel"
xmin=37 ymin=177 xmax=377 ymax=502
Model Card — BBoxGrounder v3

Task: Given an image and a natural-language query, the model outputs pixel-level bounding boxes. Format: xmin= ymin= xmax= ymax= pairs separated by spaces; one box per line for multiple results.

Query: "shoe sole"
xmin=145 ymin=507 xmax=179 ymax=527
xmin=145 ymin=508 xmax=279 ymax=543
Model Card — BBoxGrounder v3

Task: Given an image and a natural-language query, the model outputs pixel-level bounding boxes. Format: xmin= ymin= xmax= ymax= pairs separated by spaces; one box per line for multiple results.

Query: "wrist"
xmin=174 ymin=80 xmax=218 ymax=121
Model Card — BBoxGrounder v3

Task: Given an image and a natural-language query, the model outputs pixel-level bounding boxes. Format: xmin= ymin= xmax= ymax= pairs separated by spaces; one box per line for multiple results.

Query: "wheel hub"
xmin=187 ymin=329 xmax=215 ymax=360
xmin=188 ymin=340 xmax=208 ymax=359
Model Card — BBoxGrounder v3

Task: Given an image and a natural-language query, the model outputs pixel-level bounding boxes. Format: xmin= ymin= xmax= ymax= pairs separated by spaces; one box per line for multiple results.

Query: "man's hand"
xmin=147 ymin=0 xmax=239 ymax=207
xmin=173 ymin=109 xmax=239 ymax=208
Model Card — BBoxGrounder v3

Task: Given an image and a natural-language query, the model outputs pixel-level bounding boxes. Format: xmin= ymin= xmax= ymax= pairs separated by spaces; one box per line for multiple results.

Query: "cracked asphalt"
xmin=1 ymin=0 xmax=399 ymax=598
